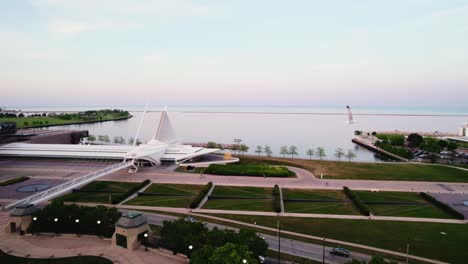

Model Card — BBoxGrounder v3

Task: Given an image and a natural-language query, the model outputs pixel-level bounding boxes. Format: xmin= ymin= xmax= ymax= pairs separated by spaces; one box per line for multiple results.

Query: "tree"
xmin=102 ymin=135 xmax=110 ymax=144
xmin=289 ymin=145 xmax=298 ymax=159
xmin=208 ymin=243 xmax=258 ymax=264
xmin=160 ymin=219 xmax=209 ymax=255
xmin=113 ymin=136 xmax=120 ymax=144
xmin=239 ymin=144 xmax=249 ymax=155
xmin=207 ymin=141 xmax=218 ymax=148
xmin=97 ymin=135 xmax=106 ymax=143
xmin=316 ymin=147 xmax=326 ymax=160
xmin=87 ymin=135 xmax=96 ymax=143
xmin=18 ymin=113 xmax=25 ymax=117
xmin=280 ymin=146 xmax=289 ymax=158
xmin=128 ymin=137 xmax=135 ymax=145
xmin=264 ymin=145 xmax=272 ymax=157
xmin=255 ymin=146 xmax=263 ymax=156
xmin=407 ymin=133 xmax=423 ymax=148
xmin=334 ymin=148 xmax=345 ymax=161
xmin=306 ymin=148 xmax=314 ymax=160
xmin=354 ymin=130 xmax=362 ymax=135
xmin=345 ymin=149 xmax=356 ymax=162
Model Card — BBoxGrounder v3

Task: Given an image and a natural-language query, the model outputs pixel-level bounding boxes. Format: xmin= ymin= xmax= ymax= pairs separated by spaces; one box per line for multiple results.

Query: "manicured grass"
xmin=205 ymin=214 xmax=468 ymax=264
xmin=125 ymin=183 xmax=204 ymax=208
xmin=238 ymin=156 xmax=468 ymax=182
xmin=203 ymin=186 xmax=274 ymax=211
xmin=283 ymin=189 xmax=359 ymax=215
xmin=0 ymin=250 xmax=112 ymax=264
xmin=202 ymin=198 xmax=274 ymax=212
xmin=58 ymin=181 xmax=142 ymax=204
xmin=354 ymin=191 xmax=455 ymax=219
xmin=211 ymin=186 xmax=272 ymax=198
xmin=126 ymin=195 xmax=194 ymax=208
xmin=204 ymin=164 xmax=295 ymax=177
xmin=143 ymin=183 xmax=203 ymax=195
xmin=0 ymin=176 xmax=29 ymax=186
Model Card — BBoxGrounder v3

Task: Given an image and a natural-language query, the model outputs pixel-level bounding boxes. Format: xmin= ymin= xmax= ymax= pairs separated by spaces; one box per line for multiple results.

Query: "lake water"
xmin=34 ymin=106 xmax=468 ymax=162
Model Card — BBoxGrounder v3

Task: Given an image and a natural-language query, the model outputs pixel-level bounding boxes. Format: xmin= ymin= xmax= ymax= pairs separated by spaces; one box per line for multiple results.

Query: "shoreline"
xmin=13 ymin=115 xmax=132 ymax=130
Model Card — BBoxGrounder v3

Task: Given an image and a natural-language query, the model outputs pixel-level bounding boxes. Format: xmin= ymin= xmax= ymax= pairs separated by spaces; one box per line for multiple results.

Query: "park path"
xmin=100 ymin=166 xmax=468 ymax=194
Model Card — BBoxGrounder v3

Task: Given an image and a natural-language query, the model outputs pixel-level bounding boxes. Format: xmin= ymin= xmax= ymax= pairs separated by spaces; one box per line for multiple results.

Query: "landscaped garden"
xmin=202 ymin=186 xmax=275 ymax=212
xmin=237 ymin=156 xmax=468 ymax=182
xmin=57 ymin=180 xmax=149 ymax=204
xmin=203 ymin=213 xmax=468 ymax=264
xmin=125 ymin=183 xmax=205 ymax=208
xmin=283 ymin=189 xmax=359 ymax=215
xmin=354 ymin=191 xmax=456 ymax=219
xmin=203 ymin=164 xmax=295 ymax=177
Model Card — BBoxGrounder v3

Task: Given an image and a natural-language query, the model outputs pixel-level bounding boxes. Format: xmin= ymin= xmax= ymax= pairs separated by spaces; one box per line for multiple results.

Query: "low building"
xmin=0 ymin=122 xmax=17 ymax=135
xmin=5 ymin=204 xmax=39 ymax=234
xmin=459 ymin=123 xmax=468 ymax=137
xmin=112 ymin=211 xmax=149 ymax=250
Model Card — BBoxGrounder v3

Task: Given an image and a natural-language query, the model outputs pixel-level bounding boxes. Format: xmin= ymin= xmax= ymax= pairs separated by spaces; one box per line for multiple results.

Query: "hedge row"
xmin=29 ymin=201 xmax=120 ymax=237
xmin=0 ymin=176 xmax=29 ymax=186
xmin=189 ymin=182 xmax=213 ymax=209
xmin=110 ymin=179 xmax=150 ymax=204
xmin=420 ymin=192 xmax=465 ymax=220
xmin=273 ymin=185 xmax=282 ymax=213
xmin=343 ymin=187 xmax=371 ymax=216
xmin=203 ymin=164 xmax=295 ymax=177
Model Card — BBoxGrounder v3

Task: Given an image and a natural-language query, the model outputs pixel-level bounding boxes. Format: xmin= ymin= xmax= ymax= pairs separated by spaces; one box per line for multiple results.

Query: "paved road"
xmin=123 ymin=209 xmax=371 ymax=264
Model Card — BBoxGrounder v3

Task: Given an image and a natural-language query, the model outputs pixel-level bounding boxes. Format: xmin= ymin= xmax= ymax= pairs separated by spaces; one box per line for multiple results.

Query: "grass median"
xmin=202 ymin=186 xmax=275 ymax=212
xmin=125 ymin=183 xmax=204 ymax=208
xmin=283 ymin=189 xmax=360 ymax=215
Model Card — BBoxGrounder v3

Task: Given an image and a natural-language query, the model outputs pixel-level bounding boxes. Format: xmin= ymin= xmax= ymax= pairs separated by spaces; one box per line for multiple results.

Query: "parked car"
xmin=184 ymin=216 xmax=196 ymax=223
xmin=258 ymin=255 xmax=265 ymax=263
xmin=330 ymin=248 xmax=350 ymax=257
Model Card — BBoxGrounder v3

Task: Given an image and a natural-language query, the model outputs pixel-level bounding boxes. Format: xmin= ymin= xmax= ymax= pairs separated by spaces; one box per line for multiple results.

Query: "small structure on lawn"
xmin=6 ymin=204 xmax=39 ymax=234
xmin=112 ymin=211 xmax=150 ymax=250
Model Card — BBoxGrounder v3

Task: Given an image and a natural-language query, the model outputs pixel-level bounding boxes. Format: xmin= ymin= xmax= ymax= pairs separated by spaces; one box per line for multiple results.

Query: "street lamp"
xmin=54 ymin=218 xmax=58 ymax=222
xmin=33 ymin=217 xmax=37 ymax=221
xmin=75 ymin=219 xmax=80 ymax=223
xmin=242 ymin=259 xmax=247 ymax=264
xmin=188 ymin=245 xmax=193 ymax=250
xmin=97 ymin=220 xmax=101 ymax=224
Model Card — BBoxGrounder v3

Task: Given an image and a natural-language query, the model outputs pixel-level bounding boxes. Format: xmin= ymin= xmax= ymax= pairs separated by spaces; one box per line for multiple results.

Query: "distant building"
xmin=459 ymin=123 xmax=468 ymax=137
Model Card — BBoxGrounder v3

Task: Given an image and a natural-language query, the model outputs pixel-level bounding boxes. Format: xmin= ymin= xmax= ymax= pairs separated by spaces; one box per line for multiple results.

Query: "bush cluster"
xmin=29 ymin=201 xmax=120 ymax=237
xmin=190 ymin=182 xmax=213 ymax=209
xmin=204 ymin=164 xmax=294 ymax=177
xmin=343 ymin=187 xmax=371 ymax=216
xmin=0 ymin=176 xmax=29 ymax=186
xmin=273 ymin=185 xmax=282 ymax=213
xmin=110 ymin=179 xmax=150 ymax=204
xmin=374 ymin=141 xmax=412 ymax=159
xmin=420 ymin=192 xmax=464 ymax=220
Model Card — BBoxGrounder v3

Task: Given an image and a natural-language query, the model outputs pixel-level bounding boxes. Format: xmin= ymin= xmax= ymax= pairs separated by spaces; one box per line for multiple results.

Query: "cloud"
xmin=49 ymin=21 xmax=87 ymax=36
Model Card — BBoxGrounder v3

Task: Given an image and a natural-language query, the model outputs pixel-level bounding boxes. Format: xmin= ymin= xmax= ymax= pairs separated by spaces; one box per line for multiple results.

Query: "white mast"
xmin=133 ymin=103 xmax=148 ymax=146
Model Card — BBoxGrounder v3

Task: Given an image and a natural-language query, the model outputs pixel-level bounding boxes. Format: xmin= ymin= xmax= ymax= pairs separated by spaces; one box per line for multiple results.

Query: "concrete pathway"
xmin=197 ymin=183 xmax=215 ymax=209
xmin=100 ymin=166 xmax=468 ymax=194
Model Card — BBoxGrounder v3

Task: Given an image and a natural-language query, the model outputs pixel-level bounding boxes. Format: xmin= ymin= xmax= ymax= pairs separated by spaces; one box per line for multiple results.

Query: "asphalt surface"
xmin=121 ymin=209 xmax=371 ymax=264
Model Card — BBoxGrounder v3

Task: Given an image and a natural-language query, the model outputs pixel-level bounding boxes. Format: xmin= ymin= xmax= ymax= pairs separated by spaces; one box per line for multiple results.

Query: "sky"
xmin=1 ymin=0 xmax=468 ymax=110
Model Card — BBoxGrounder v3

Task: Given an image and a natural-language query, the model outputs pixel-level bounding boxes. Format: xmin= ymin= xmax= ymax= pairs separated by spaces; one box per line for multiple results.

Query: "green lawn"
xmin=203 ymin=164 xmax=295 ymax=177
xmin=124 ymin=184 xmax=204 ymax=208
xmin=211 ymin=186 xmax=272 ymax=198
xmin=0 ymin=250 xmax=112 ymax=264
xmin=283 ymin=189 xmax=359 ymax=215
xmin=354 ymin=191 xmax=455 ymax=219
xmin=143 ymin=183 xmax=203 ymax=195
xmin=203 ymin=186 xmax=274 ymax=211
xmin=58 ymin=181 xmax=141 ymax=204
xmin=202 ymin=198 xmax=274 ymax=212
xmin=126 ymin=195 xmax=194 ymax=208
xmin=205 ymin=214 xmax=468 ymax=264
xmin=238 ymin=156 xmax=468 ymax=182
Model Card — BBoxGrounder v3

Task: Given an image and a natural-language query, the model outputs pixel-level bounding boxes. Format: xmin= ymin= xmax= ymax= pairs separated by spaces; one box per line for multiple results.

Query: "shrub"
xmin=0 ymin=176 xmax=29 ymax=186
xmin=110 ymin=179 xmax=150 ymax=204
xmin=29 ymin=201 xmax=120 ymax=237
xmin=343 ymin=187 xmax=371 ymax=216
xmin=190 ymin=182 xmax=213 ymax=209
xmin=420 ymin=192 xmax=464 ymax=220
xmin=273 ymin=185 xmax=281 ymax=213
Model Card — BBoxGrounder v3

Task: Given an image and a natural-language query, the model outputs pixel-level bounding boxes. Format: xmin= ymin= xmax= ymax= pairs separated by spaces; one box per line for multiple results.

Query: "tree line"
xmin=253 ymin=145 xmax=357 ymax=162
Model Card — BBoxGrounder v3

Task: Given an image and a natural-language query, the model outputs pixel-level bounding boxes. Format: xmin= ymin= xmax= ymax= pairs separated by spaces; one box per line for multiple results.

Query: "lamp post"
xmin=322 ymin=237 xmax=326 ymax=264
xmin=143 ymin=233 xmax=148 ymax=251
xmin=242 ymin=259 xmax=247 ymax=264
xmin=277 ymin=219 xmax=281 ymax=264
xmin=188 ymin=245 xmax=193 ymax=258
xmin=97 ymin=220 xmax=101 ymax=224
xmin=234 ymin=139 xmax=242 ymax=155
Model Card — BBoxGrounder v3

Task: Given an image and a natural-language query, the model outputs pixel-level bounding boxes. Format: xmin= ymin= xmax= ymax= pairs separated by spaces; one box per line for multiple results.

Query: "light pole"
xmin=406 ymin=240 xmax=410 ymax=263
xmin=322 ymin=237 xmax=326 ymax=264
xmin=188 ymin=245 xmax=193 ymax=258
xmin=144 ymin=233 xmax=148 ymax=251
xmin=277 ymin=219 xmax=281 ymax=264
xmin=242 ymin=259 xmax=247 ymax=264
xmin=234 ymin=139 xmax=242 ymax=155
